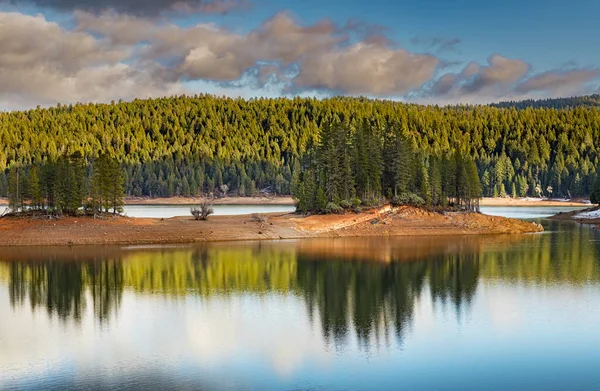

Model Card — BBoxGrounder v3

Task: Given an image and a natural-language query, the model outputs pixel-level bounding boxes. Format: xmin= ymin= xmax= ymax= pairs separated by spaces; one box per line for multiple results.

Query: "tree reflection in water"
xmin=1 ymin=221 xmax=599 ymax=349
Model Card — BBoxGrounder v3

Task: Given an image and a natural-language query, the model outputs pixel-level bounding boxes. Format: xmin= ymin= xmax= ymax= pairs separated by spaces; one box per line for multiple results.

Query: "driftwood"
xmin=251 ymin=213 xmax=268 ymax=223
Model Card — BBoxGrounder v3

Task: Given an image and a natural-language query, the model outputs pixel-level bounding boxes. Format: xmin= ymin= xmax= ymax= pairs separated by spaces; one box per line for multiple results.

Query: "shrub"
xmin=325 ymin=202 xmax=343 ymax=214
xmin=191 ymin=202 xmax=214 ymax=220
xmin=339 ymin=199 xmax=351 ymax=209
xmin=392 ymin=192 xmax=426 ymax=207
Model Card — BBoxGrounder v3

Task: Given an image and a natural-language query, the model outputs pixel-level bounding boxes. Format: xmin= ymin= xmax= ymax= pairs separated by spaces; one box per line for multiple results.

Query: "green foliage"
xmin=28 ymin=167 xmax=42 ymax=210
xmin=296 ymin=121 xmax=481 ymax=212
xmin=8 ymin=153 xmax=124 ymax=216
xmin=315 ymin=187 xmax=328 ymax=213
xmin=0 ymin=94 xmax=598 ymax=201
xmin=90 ymin=154 xmax=125 ymax=214
xmin=8 ymin=166 xmax=22 ymax=212
xmin=392 ymin=192 xmax=426 ymax=207
xmin=325 ymin=202 xmax=343 ymax=214
xmin=492 ymin=94 xmax=600 ymax=110
xmin=591 ymin=176 xmax=600 ymax=205
xmin=339 ymin=200 xmax=351 ymax=209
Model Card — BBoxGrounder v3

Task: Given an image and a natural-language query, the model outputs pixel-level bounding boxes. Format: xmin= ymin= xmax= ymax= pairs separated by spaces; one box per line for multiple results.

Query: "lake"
xmin=122 ymin=204 xmax=296 ymax=218
xmin=0 ymin=203 xmax=584 ymax=219
xmin=1 ymin=208 xmax=600 ymax=390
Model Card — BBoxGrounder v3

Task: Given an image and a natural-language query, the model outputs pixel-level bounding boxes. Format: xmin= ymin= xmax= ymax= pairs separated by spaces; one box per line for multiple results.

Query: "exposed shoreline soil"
xmin=549 ymin=206 xmax=600 ymax=228
xmin=0 ymin=205 xmax=543 ymax=247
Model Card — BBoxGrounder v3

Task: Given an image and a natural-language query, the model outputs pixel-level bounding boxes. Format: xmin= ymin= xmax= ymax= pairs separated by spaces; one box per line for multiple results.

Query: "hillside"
xmin=1 ymin=95 xmax=599 ymax=201
xmin=491 ymin=94 xmax=600 ymax=110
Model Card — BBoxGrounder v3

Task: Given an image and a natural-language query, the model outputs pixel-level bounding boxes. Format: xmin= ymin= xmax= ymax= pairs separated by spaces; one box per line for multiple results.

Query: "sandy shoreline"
xmin=0 ymin=206 xmax=542 ymax=247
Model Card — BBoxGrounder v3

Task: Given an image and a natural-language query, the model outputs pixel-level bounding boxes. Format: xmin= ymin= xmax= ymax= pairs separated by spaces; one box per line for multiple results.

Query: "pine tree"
xmin=591 ymin=174 xmax=600 ymax=205
xmin=18 ymin=168 xmax=29 ymax=212
xmin=56 ymin=153 xmax=85 ymax=214
xmin=8 ymin=166 xmax=21 ymax=213
xmin=428 ymin=155 xmax=443 ymax=206
xmin=107 ymin=157 xmax=124 ymax=214
xmin=465 ymin=158 xmax=482 ymax=211
xmin=90 ymin=154 xmax=109 ymax=213
xmin=28 ymin=166 xmax=42 ymax=210
xmin=315 ymin=186 xmax=328 ymax=213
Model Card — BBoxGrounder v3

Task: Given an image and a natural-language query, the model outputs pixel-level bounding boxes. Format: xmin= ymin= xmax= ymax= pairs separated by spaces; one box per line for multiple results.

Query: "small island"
xmin=0 ymin=205 xmax=542 ymax=247
xmin=0 ymin=120 xmax=545 ymax=247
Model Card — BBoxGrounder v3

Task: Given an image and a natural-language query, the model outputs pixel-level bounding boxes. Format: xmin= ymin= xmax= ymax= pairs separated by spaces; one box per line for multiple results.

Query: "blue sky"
xmin=1 ymin=0 xmax=599 ymax=109
xmin=235 ymin=0 xmax=599 ymax=70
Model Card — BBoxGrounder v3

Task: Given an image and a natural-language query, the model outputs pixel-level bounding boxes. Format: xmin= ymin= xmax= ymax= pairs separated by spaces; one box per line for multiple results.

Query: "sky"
xmin=1 ymin=0 xmax=599 ymax=110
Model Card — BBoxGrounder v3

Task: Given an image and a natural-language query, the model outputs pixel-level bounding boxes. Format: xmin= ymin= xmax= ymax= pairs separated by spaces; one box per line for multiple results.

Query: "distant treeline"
xmin=0 ymin=95 xmax=599 ymax=201
xmin=7 ymin=153 xmax=124 ymax=215
xmin=491 ymin=94 xmax=600 ymax=110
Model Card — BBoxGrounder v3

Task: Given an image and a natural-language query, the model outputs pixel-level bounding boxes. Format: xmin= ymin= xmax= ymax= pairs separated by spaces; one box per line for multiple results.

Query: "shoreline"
xmin=0 ymin=205 xmax=543 ymax=247
xmin=549 ymin=206 xmax=600 ymax=228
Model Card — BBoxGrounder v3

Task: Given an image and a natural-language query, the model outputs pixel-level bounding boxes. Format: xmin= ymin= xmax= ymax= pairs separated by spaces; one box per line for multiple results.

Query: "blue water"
xmin=1 ymin=211 xmax=599 ymax=390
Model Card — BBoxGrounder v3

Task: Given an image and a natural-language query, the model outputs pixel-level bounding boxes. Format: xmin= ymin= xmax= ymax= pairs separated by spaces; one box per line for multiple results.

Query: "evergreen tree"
xmin=591 ymin=175 xmax=600 ymax=205
xmin=107 ymin=157 xmax=125 ymax=214
xmin=28 ymin=166 xmax=42 ymax=210
xmin=8 ymin=166 xmax=21 ymax=213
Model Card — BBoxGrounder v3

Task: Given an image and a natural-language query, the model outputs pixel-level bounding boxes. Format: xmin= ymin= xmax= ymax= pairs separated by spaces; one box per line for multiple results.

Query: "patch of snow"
xmin=522 ymin=197 xmax=543 ymax=202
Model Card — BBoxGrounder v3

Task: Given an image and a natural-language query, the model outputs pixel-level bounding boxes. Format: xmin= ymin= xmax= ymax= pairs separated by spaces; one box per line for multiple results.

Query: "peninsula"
xmin=0 ymin=205 xmax=542 ymax=247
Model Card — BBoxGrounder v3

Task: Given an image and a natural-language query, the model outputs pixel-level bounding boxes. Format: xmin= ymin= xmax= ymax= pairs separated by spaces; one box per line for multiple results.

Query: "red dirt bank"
xmin=0 ymin=205 xmax=542 ymax=247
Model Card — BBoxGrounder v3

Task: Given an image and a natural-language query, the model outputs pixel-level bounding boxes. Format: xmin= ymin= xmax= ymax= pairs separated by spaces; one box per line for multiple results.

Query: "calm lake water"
xmin=125 ymin=204 xmax=586 ymax=219
xmin=1 ymin=208 xmax=600 ymax=390
xmin=123 ymin=204 xmax=296 ymax=218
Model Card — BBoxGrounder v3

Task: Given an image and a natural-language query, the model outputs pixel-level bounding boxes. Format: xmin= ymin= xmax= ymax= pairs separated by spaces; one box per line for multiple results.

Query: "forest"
xmin=492 ymin=94 xmax=600 ymax=110
xmin=1 ymin=94 xmax=600 ymax=205
xmin=6 ymin=153 xmax=124 ymax=215
xmin=294 ymin=121 xmax=481 ymax=213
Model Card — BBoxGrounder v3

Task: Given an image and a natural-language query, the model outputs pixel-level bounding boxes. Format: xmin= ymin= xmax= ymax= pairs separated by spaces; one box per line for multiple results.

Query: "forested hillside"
xmin=492 ymin=94 xmax=600 ymax=110
xmin=1 ymin=95 xmax=599 ymax=200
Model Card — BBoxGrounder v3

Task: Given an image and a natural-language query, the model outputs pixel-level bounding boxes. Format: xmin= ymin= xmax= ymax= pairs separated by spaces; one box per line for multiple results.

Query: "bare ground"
xmin=549 ymin=206 xmax=600 ymax=228
xmin=0 ymin=205 xmax=543 ymax=247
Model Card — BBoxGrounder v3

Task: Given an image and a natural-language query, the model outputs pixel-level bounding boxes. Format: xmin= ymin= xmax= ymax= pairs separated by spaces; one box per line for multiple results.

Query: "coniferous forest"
xmin=7 ymin=153 xmax=124 ymax=215
xmin=1 ymin=94 xmax=600 ymax=211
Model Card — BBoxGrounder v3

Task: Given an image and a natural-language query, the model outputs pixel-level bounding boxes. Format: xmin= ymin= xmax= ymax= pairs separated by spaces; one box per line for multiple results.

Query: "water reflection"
xmin=2 ymin=221 xmax=600 ymax=391
xmin=1 ymin=221 xmax=599 ymax=346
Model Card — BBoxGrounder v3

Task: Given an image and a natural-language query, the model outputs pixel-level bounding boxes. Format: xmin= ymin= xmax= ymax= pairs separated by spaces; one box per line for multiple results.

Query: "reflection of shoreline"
xmin=293 ymin=234 xmax=536 ymax=264
xmin=1 ymin=222 xmax=598 ymax=322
